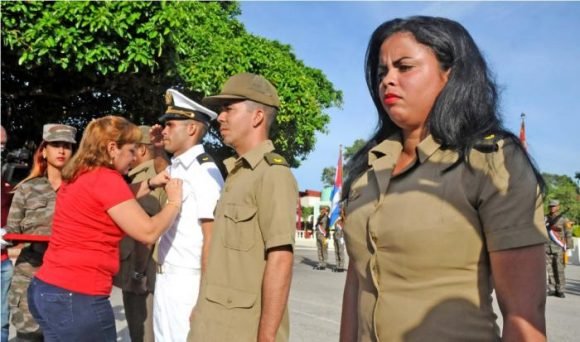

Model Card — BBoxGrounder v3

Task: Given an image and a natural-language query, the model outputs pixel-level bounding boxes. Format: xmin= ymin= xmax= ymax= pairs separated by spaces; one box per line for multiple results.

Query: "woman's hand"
xmin=149 ymin=170 xmax=170 ymax=189
xmin=164 ymin=178 xmax=183 ymax=204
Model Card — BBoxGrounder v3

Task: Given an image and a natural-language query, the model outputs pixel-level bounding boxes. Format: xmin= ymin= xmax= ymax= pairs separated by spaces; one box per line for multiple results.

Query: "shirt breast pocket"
xmin=222 ymin=204 xmax=258 ymax=251
xmin=21 ymin=198 xmax=50 ymax=230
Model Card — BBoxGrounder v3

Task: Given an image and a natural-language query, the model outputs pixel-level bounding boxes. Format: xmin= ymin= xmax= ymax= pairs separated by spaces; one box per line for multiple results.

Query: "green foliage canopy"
xmin=321 ymin=166 xmax=336 ymax=187
xmin=542 ymin=173 xmax=579 ymax=223
xmin=343 ymin=138 xmax=365 ymax=163
xmin=1 ymin=1 xmax=342 ymax=167
xmin=320 ymin=138 xmax=366 ymax=187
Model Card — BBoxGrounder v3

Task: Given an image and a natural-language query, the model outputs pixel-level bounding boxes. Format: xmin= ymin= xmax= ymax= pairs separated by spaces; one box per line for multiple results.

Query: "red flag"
xmin=519 ymin=113 xmax=527 ymax=150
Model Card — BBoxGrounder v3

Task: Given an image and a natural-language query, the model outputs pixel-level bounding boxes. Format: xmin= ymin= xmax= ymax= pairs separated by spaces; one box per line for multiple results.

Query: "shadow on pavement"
xmin=566 ymin=278 xmax=580 ymax=296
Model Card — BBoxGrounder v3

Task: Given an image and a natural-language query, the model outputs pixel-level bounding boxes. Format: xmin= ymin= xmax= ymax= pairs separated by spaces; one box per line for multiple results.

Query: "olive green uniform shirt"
xmin=113 ymin=159 xmax=166 ymax=293
xmin=344 ymin=134 xmax=547 ymax=342
xmin=189 ymin=140 xmax=298 ymax=342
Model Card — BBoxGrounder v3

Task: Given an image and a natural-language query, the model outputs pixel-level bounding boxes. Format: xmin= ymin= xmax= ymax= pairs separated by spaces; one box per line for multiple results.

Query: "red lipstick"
xmin=383 ymin=93 xmax=401 ymax=105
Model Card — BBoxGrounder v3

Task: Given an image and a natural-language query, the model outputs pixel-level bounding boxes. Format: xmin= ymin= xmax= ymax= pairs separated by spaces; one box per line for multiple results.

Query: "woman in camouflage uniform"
xmin=5 ymin=124 xmax=76 ymax=341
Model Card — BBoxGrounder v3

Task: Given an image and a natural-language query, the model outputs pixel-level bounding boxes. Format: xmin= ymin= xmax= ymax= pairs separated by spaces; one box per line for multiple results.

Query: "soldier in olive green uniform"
xmin=188 ymin=73 xmax=298 ymax=342
xmin=340 ymin=17 xmax=548 ymax=341
xmin=333 ymin=208 xmax=346 ymax=272
xmin=5 ymin=124 xmax=76 ymax=341
xmin=545 ymin=199 xmax=569 ymax=298
xmin=314 ymin=206 xmax=330 ymax=270
xmin=112 ymin=126 xmax=166 ymax=342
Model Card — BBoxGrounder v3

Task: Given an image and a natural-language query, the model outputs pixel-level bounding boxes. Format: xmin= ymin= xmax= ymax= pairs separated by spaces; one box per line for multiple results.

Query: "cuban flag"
xmin=519 ymin=113 xmax=527 ymax=151
xmin=329 ymin=145 xmax=343 ymax=227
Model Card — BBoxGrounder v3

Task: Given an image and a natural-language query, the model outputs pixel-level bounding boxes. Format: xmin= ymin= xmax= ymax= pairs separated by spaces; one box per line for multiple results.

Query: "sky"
xmin=239 ymin=1 xmax=580 ymax=191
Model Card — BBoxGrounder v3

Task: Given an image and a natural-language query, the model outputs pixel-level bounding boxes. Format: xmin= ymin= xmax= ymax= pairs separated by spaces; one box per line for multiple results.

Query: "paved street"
xmin=9 ymin=240 xmax=580 ymax=341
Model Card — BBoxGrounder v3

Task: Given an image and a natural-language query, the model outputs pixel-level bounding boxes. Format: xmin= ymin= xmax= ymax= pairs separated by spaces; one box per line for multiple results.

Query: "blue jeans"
xmin=1 ymin=259 xmax=13 ymax=342
xmin=28 ymin=277 xmax=116 ymax=342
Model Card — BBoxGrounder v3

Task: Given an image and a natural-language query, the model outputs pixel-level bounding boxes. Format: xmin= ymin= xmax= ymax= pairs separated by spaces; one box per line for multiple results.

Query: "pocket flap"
xmin=224 ymin=205 xmax=257 ymax=223
xmin=206 ymin=285 xmax=256 ymax=309
xmin=25 ymin=198 xmax=48 ymax=210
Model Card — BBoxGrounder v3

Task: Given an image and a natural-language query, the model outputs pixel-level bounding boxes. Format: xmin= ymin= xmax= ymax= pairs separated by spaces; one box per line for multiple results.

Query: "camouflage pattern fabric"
xmin=545 ymin=213 xmax=567 ymax=294
xmin=8 ymin=261 xmax=42 ymax=339
xmin=333 ymin=224 xmax=345 ymax=270
xmin=546 ymin=244 xmax=566 ymax=293
xmin=5 ymin=176 xmax=56 ymax=338
xmin=5 ymin=177 xmax=56 ymax=237
xmin=316 ymin=213 xmax=329 ymax=267
xmin=316 ymin=233 xmax=328 ymax=268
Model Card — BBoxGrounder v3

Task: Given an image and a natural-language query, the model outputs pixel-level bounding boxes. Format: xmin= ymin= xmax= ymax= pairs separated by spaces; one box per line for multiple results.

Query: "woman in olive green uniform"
xmin=340 ymin=17 xmax=547 ymax=342
xmin=5 ymin=124 xmax=76 ymax=341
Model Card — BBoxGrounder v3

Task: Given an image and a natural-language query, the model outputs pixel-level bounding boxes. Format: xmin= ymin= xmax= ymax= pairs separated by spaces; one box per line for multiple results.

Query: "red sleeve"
xmin=93 ymin=168 xmax=134 ymax=210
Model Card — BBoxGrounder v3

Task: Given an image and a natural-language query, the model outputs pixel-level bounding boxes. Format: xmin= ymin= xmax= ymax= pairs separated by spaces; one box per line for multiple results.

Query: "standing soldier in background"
xmin=545 ymin=199 xmax=569 ymax=298
xmin=5 ymin=124 xmax=76 ymax=341
xmin=189 ymin=73 xmax=298 ymax=342
xmin=315 ymin=206 xmax=330 ymax=270
xmin=333 ymin=207 xmax=346 ymax=272
xmin=113 ymin=126 xmax=166 ymax=342
xmin=153 ymin=89 xmax=224 ymax=341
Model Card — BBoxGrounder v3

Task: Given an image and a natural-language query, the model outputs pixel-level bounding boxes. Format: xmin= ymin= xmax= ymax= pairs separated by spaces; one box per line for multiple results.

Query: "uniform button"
xmin=227 ymin=298 xmax=232 ymax=304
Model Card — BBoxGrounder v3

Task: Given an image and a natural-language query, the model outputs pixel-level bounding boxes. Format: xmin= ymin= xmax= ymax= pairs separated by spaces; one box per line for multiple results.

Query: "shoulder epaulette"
xmin=473 ymin=134 xmax=500 ymax=153
xmin=196 ymin=153 xmax=215 ymax=164
xmin=264 ymin=152 xmax=289 ymax=167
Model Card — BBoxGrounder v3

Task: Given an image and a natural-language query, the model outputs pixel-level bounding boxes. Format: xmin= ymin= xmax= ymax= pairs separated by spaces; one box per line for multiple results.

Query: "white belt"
xmin=156 ymin=263 xmax=200 ymax=275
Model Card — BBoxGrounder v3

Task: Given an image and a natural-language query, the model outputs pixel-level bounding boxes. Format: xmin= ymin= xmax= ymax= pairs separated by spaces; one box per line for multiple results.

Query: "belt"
xmin=156 ymin=263 xmax=200 ymax=275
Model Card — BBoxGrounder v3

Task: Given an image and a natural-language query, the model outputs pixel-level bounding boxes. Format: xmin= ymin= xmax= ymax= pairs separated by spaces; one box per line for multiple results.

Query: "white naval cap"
xmin=159 ymin=89 xmax=218 ymax=125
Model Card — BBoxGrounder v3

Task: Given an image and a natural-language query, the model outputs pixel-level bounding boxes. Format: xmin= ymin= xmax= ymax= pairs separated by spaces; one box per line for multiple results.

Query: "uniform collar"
xmin=171 ymin=144 xmax=205 ymax=169
xmin=368 ymin=133 xmax=402 ymax=165
xmin=367 ymin=133 xmax=441 ymax=165
xmin=225 ymin=140 xmax=275 ymax=172
xmin=416 ymin=134 xmax=441 ymax=164
xmin=128 ymin=159 xmax=154 ymax=178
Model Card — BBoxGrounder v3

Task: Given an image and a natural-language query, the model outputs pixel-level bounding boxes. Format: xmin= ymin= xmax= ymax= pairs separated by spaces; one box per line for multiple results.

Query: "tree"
xmin=343 ymin=138 xmax=366 ymax=163
xmin=0 ymin=1 xmax=342 ymax=167
xmin=321 ymin=166 xmax=336 ymax=187
xmin=543 ymin=173 xmax=580 ymax=223
xmin=301 ymin=206 xmax=314 ymax=230
xmin=319 ymin=138 xmax=365 ymax=187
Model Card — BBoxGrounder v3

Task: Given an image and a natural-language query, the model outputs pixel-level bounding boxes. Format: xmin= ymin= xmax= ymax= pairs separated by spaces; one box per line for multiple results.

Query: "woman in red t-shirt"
xmin=27 ymin=116 xmax=182 ymax=342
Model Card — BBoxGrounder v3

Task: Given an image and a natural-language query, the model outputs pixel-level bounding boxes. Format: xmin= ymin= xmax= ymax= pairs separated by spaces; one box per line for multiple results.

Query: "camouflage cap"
xmin=138 ymin=125 xmax=151 ymax=145
xmin=202 ymin=73 xmax=280 ymax=109
xmin=549 ymin=199 xmax=560 ymax=207
xmin=42 ymin=124 xmax=76 ymax=144
xmin=159 ymin=89 xmax=217 ymax=125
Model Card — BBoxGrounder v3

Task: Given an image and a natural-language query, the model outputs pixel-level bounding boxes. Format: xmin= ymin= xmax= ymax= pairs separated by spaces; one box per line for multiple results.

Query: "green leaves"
xmin=543 ymin=173 xmax=580 ymax=223
xmin=1 ymin=0 xmax=342 ymax=167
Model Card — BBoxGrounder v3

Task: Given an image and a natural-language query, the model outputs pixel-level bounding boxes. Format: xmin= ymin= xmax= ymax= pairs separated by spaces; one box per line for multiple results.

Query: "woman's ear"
xmin=106 ymin=141 xmax=117 ymax=158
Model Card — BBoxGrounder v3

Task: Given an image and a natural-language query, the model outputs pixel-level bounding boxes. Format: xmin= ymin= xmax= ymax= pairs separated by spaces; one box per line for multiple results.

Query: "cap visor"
xmin=202 ymin=94 xmax=247 ymax=109
xmin=45 ymin=138 xmax=76 ymax=144
xmin=158 ymin=114 xmax=189 ymax=123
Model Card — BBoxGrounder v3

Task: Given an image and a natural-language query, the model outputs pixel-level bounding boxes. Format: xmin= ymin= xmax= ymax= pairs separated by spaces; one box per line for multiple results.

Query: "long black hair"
xmin=344 ymin=16 xmax=544 ymax=197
